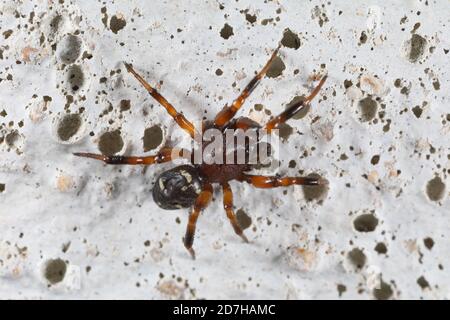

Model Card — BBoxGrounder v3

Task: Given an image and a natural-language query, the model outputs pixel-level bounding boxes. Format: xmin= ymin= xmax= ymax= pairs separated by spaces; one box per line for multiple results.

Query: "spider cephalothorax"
xmin=74 ymin=43 xmax=328 ymax=259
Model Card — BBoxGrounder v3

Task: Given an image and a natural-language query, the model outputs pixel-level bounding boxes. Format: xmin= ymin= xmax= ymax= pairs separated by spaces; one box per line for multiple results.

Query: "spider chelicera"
xmin=74 ymin=44 xmax=328 ymax=259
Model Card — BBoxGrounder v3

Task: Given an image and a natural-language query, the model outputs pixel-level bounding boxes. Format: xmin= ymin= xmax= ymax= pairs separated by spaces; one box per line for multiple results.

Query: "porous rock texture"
xmin=0 ymin=0 xmax=448 ymax=299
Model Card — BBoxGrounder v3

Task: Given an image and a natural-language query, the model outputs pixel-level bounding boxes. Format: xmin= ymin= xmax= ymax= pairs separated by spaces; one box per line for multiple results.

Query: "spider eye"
xmin=152 ymin=165 xmax=202 ymax=210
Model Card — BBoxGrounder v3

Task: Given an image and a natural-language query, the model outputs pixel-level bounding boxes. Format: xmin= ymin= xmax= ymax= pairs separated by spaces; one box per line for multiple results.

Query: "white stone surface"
xmin=0 ymin=0 xmax=449 ymax=299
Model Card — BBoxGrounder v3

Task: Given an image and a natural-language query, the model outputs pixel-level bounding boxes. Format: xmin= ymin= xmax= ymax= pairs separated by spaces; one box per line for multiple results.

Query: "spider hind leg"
xmin=183 ymin=183 xmax=213 ymax=259
xmin=239 ymin=174 xmax=328 ymax=188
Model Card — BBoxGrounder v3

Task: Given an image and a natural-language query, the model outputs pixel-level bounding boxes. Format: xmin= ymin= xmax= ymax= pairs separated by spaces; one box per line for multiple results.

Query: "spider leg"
xmin=214 ymin=45 xmax=281 ymax=128
xmin=73 ymin=147 xmax=190 ymax=165
xmin=222 ymin=182 xmax=249 ymax=243
xmin=265 ymin=75 xmax=327 ymax=132
xmin=238 ymin=173 xmax=328 ymax=188
xmin=124 ymin=62 xmax=197 ymax=139
xmin=229 ymin=117 xmax=261 ymax=131
xmin=183 ymin=182 xmax=213 ymax=259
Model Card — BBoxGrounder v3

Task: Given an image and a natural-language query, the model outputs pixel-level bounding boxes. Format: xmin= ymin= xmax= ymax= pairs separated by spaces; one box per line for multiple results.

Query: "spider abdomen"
xmin=152 ymin=165 xmax=202 ymax=210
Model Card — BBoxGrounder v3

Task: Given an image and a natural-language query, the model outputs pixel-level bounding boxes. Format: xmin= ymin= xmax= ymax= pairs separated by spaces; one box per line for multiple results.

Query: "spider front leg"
xmin=265 ymin=75 xmax=327 ymax=132
xmin=222 ymin=182 xmax=249 ymax=243
xmin=124 ymin=62 xmax=197 ymax=139
xmin=214 ymin=44 xmax=281 ymax=128
xmin=239 ymin=173 xmax=328 ymax=188
xmin=183 ymin=182 xmax=213 ymax=259
xmin=73 ymin=147 xmax=190 ymax=165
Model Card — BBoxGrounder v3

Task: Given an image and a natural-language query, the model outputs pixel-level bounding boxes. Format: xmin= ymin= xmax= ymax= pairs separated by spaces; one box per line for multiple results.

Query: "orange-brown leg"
xmin=124 ymin=62 xmax=197 ymax=139
xmin=229 ymin=117 xmax=261 ymax=131
xmin=183 ymin=182 xmax=213 ymax=259
xmin=265 ymin=75 xmax=327 ymax=132
xmin=239 ymin=173 xmax=328 ymax=188
xmin=73 ymin=147 xmax=190 ymax=165
xmin=214 ymin=45 xmax=281 ymax=128
xmin=222 ymin=182 xmax=249 ymax=243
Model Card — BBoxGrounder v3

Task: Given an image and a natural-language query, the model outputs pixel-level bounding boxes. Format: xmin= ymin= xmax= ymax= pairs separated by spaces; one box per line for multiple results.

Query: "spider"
xmin=74 ymin=44 xmax=328 ymax=259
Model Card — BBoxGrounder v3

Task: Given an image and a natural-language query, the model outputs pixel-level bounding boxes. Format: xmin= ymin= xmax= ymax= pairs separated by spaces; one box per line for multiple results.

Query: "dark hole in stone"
xmin=143 ymin=125 xmax=163 ymax=152
xmin=254 ymin=104 xmax=264 ymax=111
xmin=120 ymin=99 xmax=131 ymax=112
xmin=276 ymin=123 xmax=293 ymax=142
xmin=82 ymin=51 xmax=93 ymax=60
xmin=281 ymin=28 xmax=301 ymax=49
xmin=50 ymin=15 xmax=63 ymax=32
xmin=236 ymin=208 xmax=252 ymax=229
xmin=5 ymin=130 xmax=19 ymax=147
xmin=98 ymin=130 xmax=124 ymax=156
xmin=359 ymin=31 xmax=368 ymax=45
xmin=3 ymin=30 xmax=13 ymax=39
xmin=302 ymin=173 xmax=328 ymax=203
xmin=344 ymin=80 xmax=353 ymax=89
xmin=66 ymin=65 xmax=84 ymax=93
xmin=348 ymin=248 xmax=366 ymax=269
xmin=400 ymin=86 xmax=409 ymax=95
xmin=266 ymin=56 xmax=285 ymax=78
xmin=44 ymin=258 xmax=67 ymax=284
xmin=423 ymin=237 xmax=434 ymax=250
xmin=220 ymin=23 xmax=234 ymax=39
xmin=408 ymin=34 xmax=426 ymax=63
xmin=373 ymin=280 xmax=393 ymax=300
xmin=417 ymin=276 xmax=430 ymax=289
xmin=288 ymin=160 xmax=296 ymax=168
xmin=245 ymin=13 xmax=257 ymax=24
xmin=0 ymin=183 xmax=5 ymax=193
xmin=412 ymin=105 xmax=422 ymax=118
xmin=285 ymin=96 xmax=310 ymax=120
xmin=426 ymin=176 xmax=445 ymax=202
xmin=337 ymin=284 xmax=346 ymax=297
xmin=383 ymin=120 xmax=391 ymax=132
xmin=215 ymin=68 xmax=223 ymax=76
xmin=61 ymin=241 xmax=71 ymax=253
xmin=57 ymin=114 xmax=81 ymax=141
xmin=57 ymin=34 xmax=82 ymax=64
xmin=261 ymin=18 xmax=274 ymax=26
xmin=374 ymin=242 xmax=387 ymax=254
xmin=432 ymin=80 xmax=440 ymax=90
xmin=371 ymin=155 xmax=380 ymax=165
xmin=101 ymin=7 xmax=108 ymax=28
xmin=358 ymin=96 xmax=378 ymax=122
xmin=110 ymin=15 xmax=126 ymax=34
xmin=353 ymin=213 xmax=378 ymax=232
